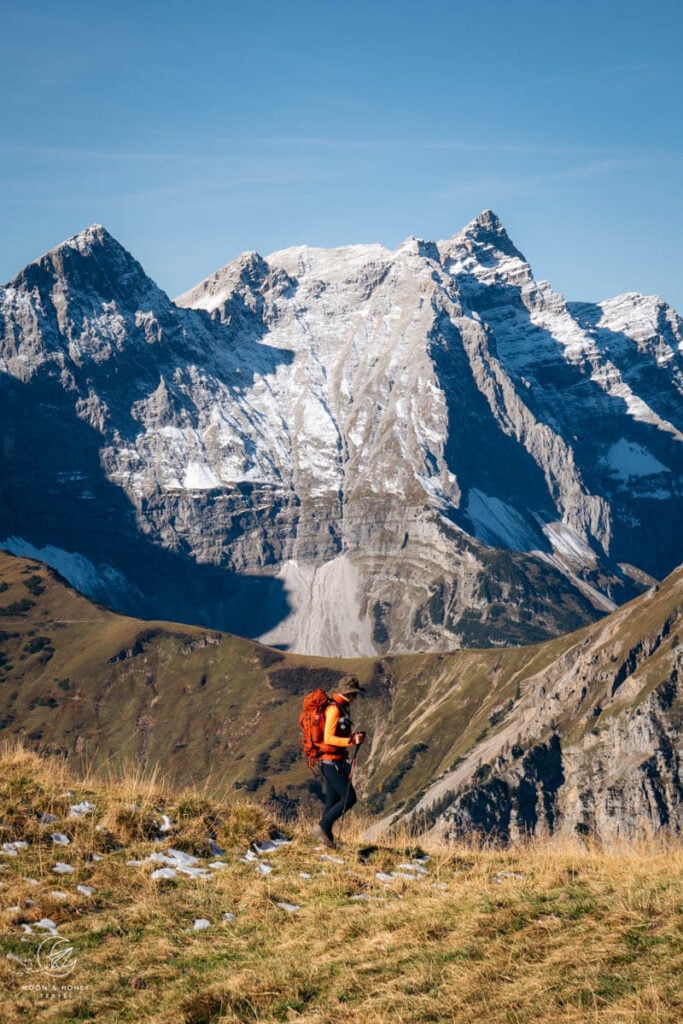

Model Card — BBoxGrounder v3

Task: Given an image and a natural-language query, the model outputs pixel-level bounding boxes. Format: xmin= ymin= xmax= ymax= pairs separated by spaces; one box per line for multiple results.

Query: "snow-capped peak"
xmin=32 ymin=223 xmax=116 ymax=268
xmin=445 ymin=208 xmax=526 ymax=262
xmin=4 ymin=224 xmax=169 ymax=312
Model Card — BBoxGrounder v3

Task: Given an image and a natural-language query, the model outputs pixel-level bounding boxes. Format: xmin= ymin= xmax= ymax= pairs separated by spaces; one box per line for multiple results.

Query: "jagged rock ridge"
xmin=1 ymin=213 xmax=682 ymax=654
xmin=390 ymin=567 xmax=683 ymax=842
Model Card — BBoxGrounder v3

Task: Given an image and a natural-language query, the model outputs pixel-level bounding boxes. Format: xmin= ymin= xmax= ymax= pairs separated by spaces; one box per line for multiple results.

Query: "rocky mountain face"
xmin=395 ymin=565 xmax=683 ymax=842
xmin=1 ymin=214 xmax=682 ymax=655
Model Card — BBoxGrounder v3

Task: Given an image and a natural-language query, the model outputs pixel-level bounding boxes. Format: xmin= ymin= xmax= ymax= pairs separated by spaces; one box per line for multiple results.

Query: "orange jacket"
xmin=318 ymin=695 xmax=355 ymax=761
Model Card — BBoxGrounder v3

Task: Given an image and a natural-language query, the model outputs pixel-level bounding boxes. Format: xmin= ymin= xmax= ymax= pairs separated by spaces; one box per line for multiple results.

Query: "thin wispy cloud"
xmin=429 ymin=157 xmax=654 ymax=202
xmin=3 ymin=138 xmax=678 ymax=172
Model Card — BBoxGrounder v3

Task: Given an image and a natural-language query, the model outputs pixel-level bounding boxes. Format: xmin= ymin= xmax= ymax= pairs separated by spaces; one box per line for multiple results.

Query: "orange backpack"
xmin=299 ymin=689 xmax=331 ymax=770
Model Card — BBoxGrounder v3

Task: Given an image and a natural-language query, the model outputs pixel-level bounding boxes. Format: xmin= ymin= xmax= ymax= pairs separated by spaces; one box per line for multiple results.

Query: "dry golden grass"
xmin=1 ymin=742 xmax=682 ymax=1024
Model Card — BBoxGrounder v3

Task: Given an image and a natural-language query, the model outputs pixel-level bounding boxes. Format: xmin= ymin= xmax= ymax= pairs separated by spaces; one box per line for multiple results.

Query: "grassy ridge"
xmin=0 ymin=552 xmax=577 ymax=820
xmin=1 ymin=744 xmax=683 ymax=1023
xmin=2 ymin=551 xmax=682 ymax=837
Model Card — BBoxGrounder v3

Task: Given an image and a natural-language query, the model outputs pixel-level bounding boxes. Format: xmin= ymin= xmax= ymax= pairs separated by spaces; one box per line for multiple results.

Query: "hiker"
xmin=313 ymin=677 xmax=365 ymax=847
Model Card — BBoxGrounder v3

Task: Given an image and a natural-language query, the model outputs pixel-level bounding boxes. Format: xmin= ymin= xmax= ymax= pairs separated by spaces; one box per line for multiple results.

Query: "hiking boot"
xmin=312 ymin=824 xmax=336 ymax=848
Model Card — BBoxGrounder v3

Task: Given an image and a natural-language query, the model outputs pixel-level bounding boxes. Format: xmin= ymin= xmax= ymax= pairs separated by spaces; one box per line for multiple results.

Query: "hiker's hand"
xmin=353 ymin=731 xmax=365 ymax=745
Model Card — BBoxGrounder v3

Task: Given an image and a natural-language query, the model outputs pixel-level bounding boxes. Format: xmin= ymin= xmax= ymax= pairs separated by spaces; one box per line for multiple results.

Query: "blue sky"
xmin=1 ymin=0 xmax=682 ymax=309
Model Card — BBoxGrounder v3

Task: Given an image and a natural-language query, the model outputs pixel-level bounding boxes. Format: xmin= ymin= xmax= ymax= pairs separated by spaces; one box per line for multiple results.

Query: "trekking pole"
xmin=336 ymin=743 xmax=359 ymax=843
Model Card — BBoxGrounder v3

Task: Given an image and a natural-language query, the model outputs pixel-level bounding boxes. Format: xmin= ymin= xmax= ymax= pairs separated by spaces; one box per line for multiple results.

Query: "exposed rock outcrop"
xmin=403 ymin=571 xmax=683 ymax=840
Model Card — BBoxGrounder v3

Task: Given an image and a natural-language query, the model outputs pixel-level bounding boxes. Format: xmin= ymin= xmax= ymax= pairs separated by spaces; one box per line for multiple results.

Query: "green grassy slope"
xmin=1 ymin=552 xmax=681 ymax=828
xmin=0 ymin=553 xmax=575 ymax=817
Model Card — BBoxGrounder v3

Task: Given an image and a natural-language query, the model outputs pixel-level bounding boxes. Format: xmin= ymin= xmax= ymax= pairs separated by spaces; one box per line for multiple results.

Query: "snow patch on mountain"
xmin=540 ymin=522 xmax=598 ymax=567
xmin=183 ymin=462 xmax=221 ymax=490
xmin=0 ymin=536 xmax=134 ymax=605
xmin=466 ymin=490 xmax=538 ymax=552
xmin=604 ymin=440 xmax=670 ymax=481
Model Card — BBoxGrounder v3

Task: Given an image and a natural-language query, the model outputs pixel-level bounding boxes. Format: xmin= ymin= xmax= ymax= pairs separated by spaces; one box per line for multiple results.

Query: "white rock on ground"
xmin=69 ymin=802 xmax=95 ymax=816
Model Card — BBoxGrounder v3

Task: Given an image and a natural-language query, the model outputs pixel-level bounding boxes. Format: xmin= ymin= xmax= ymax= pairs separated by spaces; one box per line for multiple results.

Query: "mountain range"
xmin=1 ymin=212 xmax=682 ymax=654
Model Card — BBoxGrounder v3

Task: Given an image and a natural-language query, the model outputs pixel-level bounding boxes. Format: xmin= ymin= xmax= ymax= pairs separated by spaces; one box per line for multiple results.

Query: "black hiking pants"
xmin=320 ymin=760 xmax=357 ymax=832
